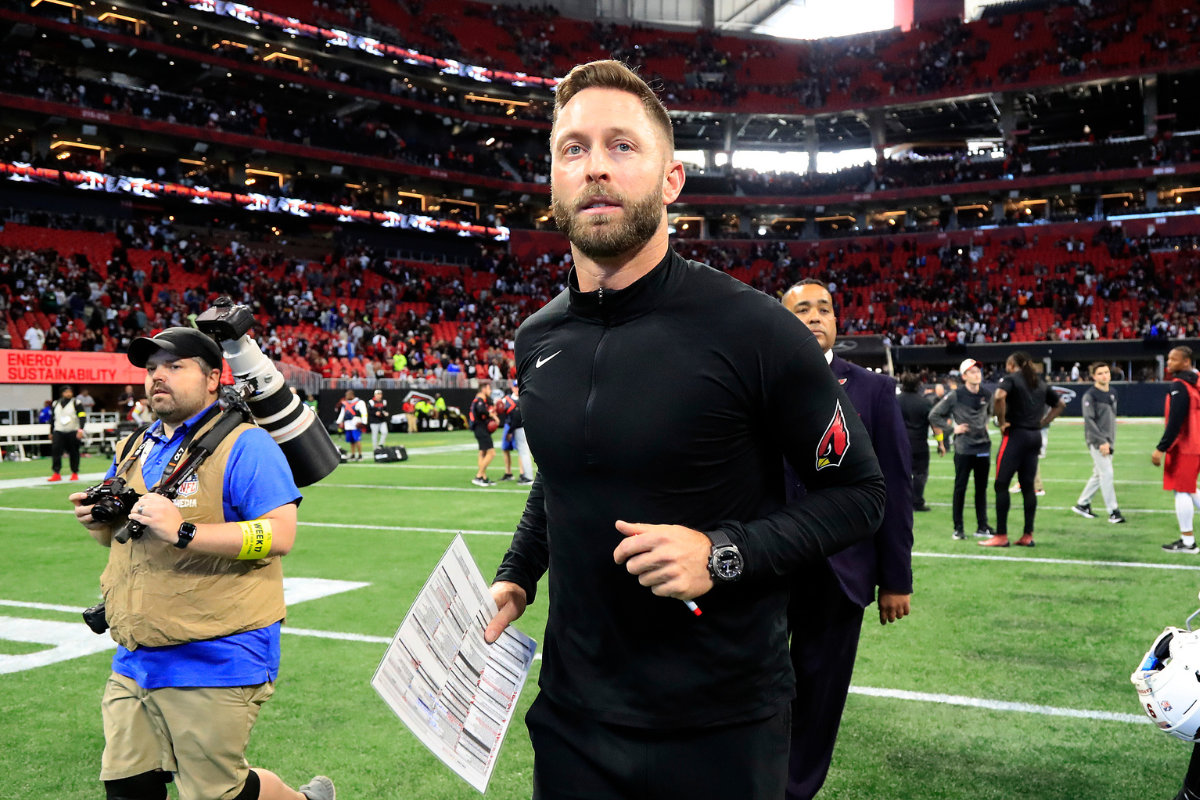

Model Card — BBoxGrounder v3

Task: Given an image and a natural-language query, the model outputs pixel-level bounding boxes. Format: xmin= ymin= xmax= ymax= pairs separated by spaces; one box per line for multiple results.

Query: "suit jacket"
xmin=786 ymin=354 xmax=914 ymax=608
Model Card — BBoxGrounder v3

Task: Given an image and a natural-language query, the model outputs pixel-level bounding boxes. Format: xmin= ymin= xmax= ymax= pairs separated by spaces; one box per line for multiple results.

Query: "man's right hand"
xmin=953 ymin=423 xmax=970 ymax=435
xmin=484 ymin=581 xmax=527 ymax=644
xmin=1099 ymin=443 xmax=1111 ymax=456
xmin=69 ymin=492 xmax=107 ymax=530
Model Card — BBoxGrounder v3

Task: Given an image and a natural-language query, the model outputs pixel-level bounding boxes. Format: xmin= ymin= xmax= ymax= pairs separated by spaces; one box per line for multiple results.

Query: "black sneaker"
xmin=1071 ymin=503 xmax=1096 ymax=519
xmin=500 ymin=473 xmax=514 ymax=481
xmin=914 ymin=504 xmax=931 ymax=512
xmin=974 ymin=525 xmax=994 ymax=538
xmin=516 ymin=476 xmax=534 ymax=485
xmin=952 ymin=529 xmax=966 ymax=540
xmin=484 ymin=478 xmax=497 ymax=486
xmin=1163 ymin=539 xmax=1199 ymax=554
xmin=1108 ymin=510 xmax=1127 ymax=524
xmin=471 ymin=477 xmax=488 ymax=487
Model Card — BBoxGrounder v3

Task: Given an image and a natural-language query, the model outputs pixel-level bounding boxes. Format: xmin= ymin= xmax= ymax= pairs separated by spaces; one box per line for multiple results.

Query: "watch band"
xmin=704 ymin=529 xmax=733 ymax=549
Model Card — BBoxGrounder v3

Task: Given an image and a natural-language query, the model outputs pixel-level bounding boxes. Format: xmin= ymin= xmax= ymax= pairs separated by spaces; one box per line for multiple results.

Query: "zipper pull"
xmin=598 ymin=287 xmax=604 ymax=305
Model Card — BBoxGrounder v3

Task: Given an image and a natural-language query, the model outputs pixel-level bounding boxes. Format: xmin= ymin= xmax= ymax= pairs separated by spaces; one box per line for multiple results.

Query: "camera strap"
xmin=151 ymin=405 xmax=223 ymax=490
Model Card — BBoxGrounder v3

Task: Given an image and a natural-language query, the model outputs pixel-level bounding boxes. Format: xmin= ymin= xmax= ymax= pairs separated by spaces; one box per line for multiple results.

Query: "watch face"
xmin=713 ymin=546 xmax=743 ymax=581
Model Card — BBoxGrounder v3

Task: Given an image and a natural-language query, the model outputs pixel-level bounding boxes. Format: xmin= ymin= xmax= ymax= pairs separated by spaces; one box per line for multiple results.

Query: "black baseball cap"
xmin=129 ymin=327 xmax=223 ymax=371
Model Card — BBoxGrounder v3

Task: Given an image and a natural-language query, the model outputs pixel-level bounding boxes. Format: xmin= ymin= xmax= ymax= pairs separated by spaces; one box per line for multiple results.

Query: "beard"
xmin=149 ymin=386 xmax=200 ymax=424
xmin=551 ymin=184 xmax=663 ymax=260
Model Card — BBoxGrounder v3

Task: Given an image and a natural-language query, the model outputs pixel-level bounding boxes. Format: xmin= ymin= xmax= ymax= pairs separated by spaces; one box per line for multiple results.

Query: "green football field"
xmin=1 ymin=420 xmax=1197 ymax=799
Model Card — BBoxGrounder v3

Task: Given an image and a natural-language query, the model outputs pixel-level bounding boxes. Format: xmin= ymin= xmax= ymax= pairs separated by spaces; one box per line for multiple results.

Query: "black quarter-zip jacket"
xmin=495 ymin=248 xmax=886 ymax=728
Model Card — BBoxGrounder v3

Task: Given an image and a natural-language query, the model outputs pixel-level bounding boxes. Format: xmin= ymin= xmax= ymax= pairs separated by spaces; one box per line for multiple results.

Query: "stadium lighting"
xmin=753 ymin=0 xmax=895 ymax=40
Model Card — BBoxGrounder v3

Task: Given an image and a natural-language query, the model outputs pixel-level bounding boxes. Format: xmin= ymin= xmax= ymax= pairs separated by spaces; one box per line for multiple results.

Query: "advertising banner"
xmin=0 ymin=350 xmax=146 ymax=385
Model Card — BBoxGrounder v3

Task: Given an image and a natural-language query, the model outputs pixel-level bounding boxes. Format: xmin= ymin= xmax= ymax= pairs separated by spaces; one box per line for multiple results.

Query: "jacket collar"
xmin=567 ymin=248 xmax=677 ymax=325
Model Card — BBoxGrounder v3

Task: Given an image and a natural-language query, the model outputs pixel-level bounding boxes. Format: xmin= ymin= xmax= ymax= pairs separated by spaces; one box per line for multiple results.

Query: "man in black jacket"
xmin=898 ymin=372 xmax=937 ymax=512
xmin=484 ymin=60 xmax=885 ymax=800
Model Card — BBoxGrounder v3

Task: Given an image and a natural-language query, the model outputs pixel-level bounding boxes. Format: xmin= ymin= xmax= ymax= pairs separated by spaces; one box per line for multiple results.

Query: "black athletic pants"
xmin=51 ymin=430 xmax=81 ymax=475
xmin=527 ymin=693 xmax=790 ymax=800
xmin=994 ymin=427 xmax=1042 ymax=536
xmin=1180 ymin=742 xmax=1200 ymax=799
xmin=952 ymin=452 xmax=991 ymax=531
xmin=910 ymin=440 xmax=929 ymax=507
xmin=786 ymin=562 xmax=864 ymax=800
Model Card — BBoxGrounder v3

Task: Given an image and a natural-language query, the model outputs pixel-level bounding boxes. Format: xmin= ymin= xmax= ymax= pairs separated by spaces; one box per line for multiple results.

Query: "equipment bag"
xmin=373 ymin=446 xmax=408 ymax=463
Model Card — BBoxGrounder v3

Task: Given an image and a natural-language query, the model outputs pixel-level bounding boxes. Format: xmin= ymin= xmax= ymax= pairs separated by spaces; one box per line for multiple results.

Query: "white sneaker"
xmin=471 ymin=477 xmax=488 ymax=487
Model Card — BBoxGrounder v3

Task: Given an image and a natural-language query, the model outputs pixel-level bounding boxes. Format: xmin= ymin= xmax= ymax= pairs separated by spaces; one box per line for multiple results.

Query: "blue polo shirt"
xmin=104 ymin=402 xmax=302 ymax=688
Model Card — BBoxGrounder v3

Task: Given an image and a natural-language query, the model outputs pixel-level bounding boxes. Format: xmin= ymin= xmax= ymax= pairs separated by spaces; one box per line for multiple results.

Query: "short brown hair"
xmin=1089 ymin=362 xmax=1109 ymax=376
xmin=552 ymin=60 xmax=674 ymax=153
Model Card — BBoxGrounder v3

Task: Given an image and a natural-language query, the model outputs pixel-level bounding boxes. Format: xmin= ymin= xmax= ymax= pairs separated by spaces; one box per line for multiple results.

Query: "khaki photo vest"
xmin=99 ymin=416 xmax=287 ymax=650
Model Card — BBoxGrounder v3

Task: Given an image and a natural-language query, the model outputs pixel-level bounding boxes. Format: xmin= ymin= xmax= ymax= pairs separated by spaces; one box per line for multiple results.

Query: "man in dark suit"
xmin=781 ymin=280 xmax=915 ymax=800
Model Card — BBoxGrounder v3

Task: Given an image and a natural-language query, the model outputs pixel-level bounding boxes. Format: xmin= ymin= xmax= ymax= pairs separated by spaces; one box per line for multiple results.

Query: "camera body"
xmin=84 ymin=477 xmax=141 ymax=525
xmin=196 ymin=297 xmax=255 ymax=341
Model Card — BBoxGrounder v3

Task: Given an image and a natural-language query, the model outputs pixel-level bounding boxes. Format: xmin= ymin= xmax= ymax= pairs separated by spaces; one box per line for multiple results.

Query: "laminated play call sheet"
xmin=371 ymin=534 xmax=538 ymax=793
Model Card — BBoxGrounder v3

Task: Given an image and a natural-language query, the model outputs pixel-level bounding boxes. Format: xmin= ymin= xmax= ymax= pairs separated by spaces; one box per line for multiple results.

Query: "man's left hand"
xmin=75 ymin=430 xmax=85 ymax=440
xmin=878 ymin=589 xmax=911 ymax=625
xmin=1152 ymin=449 xmax=1164 ymax=467
xmin=128 ymin=493 xmax=185 ymax=543
xmin=613 ymin=521 xmax=713 ymax=601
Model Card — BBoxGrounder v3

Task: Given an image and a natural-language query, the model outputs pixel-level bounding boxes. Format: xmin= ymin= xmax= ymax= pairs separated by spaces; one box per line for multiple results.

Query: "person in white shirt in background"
xmin=24 ymin=324 xmax=45 ymax=350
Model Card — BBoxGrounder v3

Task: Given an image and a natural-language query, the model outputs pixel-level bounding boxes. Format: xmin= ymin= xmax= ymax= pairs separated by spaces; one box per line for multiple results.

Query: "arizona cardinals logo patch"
xmin=838 ymin=378 xmax=847 ymax=385
xmin=816 ymin=400 xmax=850 ymax=471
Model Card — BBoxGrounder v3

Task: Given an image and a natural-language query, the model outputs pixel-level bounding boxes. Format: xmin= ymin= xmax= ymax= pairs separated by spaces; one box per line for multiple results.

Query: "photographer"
xmin=69 ymin=328 xmax=333 ymax=800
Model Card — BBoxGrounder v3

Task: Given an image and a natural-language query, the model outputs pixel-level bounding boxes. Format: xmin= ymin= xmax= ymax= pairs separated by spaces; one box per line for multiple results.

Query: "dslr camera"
xmin=83 ymin=477 xmax=141 ymax=525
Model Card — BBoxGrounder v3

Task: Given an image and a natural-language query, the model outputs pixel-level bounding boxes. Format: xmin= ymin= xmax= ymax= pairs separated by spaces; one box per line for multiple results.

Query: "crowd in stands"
xmin=1 ymin=53 xmax=551 ymax=185
xmin=0 ymin=213 xmax=573 ymax=386
xmin=15 ymin=0 xmax=1200 ymax=120
xmin=4 ymin=211 xmax=1199 ymax=388
xmin=678 ymin=224 xmax=1200 ymax=346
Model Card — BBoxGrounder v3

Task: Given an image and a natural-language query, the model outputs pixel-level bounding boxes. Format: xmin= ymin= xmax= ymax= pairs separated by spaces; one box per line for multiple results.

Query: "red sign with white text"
xmin=1 ymin=350 xmax=145 ymax=385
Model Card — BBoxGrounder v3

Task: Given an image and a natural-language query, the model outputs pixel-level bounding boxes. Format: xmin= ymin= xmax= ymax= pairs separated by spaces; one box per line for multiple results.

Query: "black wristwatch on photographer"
xmin=704 ymin=530 xmax=743 ymax=584
xmin=174 ymin=521 xmax=197 ymax=549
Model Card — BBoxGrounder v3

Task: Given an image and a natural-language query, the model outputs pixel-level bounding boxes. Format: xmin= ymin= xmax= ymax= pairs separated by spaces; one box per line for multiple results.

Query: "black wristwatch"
xmin=174 ymin=521 xmax=197 ymax=549
xmin=705 ymin=530 xmax=743 ymax=584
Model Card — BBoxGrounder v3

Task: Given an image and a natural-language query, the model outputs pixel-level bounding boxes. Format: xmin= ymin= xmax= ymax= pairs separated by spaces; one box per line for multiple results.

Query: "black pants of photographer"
xmin=52 ymin=431 xmax=81 ymax=475
xmin=527 ymin=694 xmax=790 ymax=800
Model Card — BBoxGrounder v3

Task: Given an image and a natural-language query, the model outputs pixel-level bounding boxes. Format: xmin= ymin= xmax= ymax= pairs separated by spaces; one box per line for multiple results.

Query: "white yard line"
xmin=927 ymin=500 xmax=1174 ymax=514
xmin=926 ymin=476 xmax=1160 ymax=484
xmin=845 ymin=686 xmax=1149 ymax=725
xmin=0 ymin=599 xmax=89 ymax=613
xmin=398 ymin=444 xmax=479 ymax=455
xmin=913 ymin=551 xmax=1200 ymax=571
xmin=0 ymin=473 xmax=105 ymax=491
xmin=299 ymin=521 xmax=512 ymax=536
xmin=0 ymin=595 xmax=1153 ymax=726
xmin=311 ymin=483 xmax=530 ymax=493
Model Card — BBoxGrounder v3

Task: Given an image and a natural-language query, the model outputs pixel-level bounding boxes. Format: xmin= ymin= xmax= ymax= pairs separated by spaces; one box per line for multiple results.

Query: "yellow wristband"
xmin=237 ymin=520 xmax=273 ymax=560
xmin=934 ymin=431 xmax=944 ymax=442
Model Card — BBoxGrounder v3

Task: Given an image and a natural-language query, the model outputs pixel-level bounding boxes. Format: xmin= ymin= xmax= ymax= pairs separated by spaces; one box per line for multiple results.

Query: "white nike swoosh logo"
xmin=536 ymin=350 xmax=562 ymax=368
